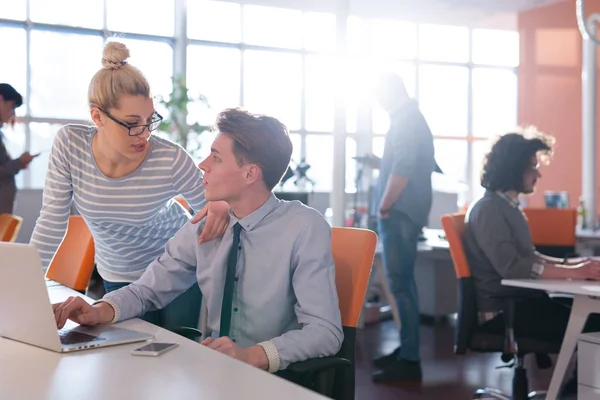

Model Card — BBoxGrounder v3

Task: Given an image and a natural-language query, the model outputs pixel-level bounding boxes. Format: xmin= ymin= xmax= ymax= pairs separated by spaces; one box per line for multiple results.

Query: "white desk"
xmin=502 ymin=279 xmax=600 ymax=400
xmin=0 ymin=285 xmax=325 ymax=400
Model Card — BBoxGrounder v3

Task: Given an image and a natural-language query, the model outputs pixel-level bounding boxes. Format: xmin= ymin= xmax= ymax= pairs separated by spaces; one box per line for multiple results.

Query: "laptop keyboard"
xmin=58 ymin=329 xmax=105 ymax=345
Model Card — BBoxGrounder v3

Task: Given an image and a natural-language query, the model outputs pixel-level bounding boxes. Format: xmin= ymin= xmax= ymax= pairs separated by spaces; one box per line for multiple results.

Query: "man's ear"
xmin=245 ymin=164 xmax=262 ymax=185
xmin=90 ymin=108 xmax=103 ymax=127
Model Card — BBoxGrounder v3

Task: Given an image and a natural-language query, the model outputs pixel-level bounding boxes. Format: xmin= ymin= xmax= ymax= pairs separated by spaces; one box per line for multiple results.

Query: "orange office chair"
xmin=286 ymin=227 xmax=377 ymax=399
xmin=0 ymin=213 xmax=23 ymax=242
xmin=45 ymin=215 xmax=95 ymax=292
xmin=174 ymin=196 xmax=193 ymax=213
xmin=441 ymin=213 xmax=559 ymax=400
xmin=522 ymin=208 xmax=577 ymax=259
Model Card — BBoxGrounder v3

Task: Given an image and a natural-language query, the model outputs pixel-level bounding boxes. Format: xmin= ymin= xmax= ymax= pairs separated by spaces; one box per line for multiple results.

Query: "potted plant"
xmin=156 ymin=74 xmax=211 ymax=159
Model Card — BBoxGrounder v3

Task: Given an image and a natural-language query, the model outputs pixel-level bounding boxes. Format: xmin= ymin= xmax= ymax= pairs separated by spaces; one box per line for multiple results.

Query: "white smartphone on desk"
xmin=131 ymin=342 xmax=179 ymax=357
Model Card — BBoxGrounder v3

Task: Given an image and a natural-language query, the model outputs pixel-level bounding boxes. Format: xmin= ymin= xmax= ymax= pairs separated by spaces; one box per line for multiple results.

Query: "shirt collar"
xmin=494 ymin=191 xmax=520 ymax=208
xmin=228 ymin=193 xmax=279 ymax=232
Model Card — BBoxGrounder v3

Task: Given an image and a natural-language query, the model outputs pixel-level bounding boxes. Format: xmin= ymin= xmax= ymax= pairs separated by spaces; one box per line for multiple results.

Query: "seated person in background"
xmin=464 ymin=127 xmax=600 ymax=356
xmin=53 ymin=108 xmax=344 ymax=375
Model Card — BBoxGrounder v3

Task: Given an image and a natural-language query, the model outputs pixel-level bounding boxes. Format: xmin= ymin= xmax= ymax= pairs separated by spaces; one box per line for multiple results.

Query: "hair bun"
xmin=102 ymin=41 xmax=130 ymax=70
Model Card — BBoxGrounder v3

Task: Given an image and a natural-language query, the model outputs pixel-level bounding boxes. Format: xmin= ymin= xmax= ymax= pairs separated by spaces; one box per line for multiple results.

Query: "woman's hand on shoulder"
xmin=192 ymin=201 xmax=230 ymax=244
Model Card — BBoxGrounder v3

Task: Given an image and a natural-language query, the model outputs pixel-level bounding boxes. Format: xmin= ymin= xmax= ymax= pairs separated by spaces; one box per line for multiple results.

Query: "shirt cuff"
xmin=258 ymin=341 xmax=280 ymax=373
xmin=530 ymin=261 xmax=546 ymax=279
xmin=93 ymin=298 xmax=120 ymax=324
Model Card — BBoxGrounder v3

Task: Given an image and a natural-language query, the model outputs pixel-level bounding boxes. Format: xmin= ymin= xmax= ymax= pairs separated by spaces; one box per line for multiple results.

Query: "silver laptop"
xmin=0 ymin=242 xmax=153 ymax=352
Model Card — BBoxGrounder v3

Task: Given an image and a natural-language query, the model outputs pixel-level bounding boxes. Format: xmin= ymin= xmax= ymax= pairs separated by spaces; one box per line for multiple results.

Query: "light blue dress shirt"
xmin=103 ymin=194 xmax=343 ymax=370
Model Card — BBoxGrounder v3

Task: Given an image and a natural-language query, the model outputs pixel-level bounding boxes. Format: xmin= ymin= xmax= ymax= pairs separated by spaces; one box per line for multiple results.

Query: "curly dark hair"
xmin=480 ymin=127 xmax=555 ymax=192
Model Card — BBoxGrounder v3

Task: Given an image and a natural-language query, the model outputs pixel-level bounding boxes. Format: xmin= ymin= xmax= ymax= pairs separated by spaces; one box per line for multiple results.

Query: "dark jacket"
xmin=0 ymin=133 xmax=22 ymax=213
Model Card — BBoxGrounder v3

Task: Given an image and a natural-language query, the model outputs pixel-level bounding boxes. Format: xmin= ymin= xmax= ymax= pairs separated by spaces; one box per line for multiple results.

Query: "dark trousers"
xmin=103 ymin=280 xmax=202 ymax=330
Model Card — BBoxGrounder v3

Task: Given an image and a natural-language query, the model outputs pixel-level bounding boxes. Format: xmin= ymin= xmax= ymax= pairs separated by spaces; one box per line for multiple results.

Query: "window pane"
xmin=434 ymin=139 xmax=467 ymax=183
xmin=373 ymin=136 xmax=384 ymax=158
xmin=187 ymin=0 xmax=241 ymax=43
xmin=0 ymin=27 xmax=26 ymax=117
xmin=0 ymin=0 xmax=26 ymax=20
xmin=108 ymin=38 xmax=174 ymax=102
xmin=305 ymin=135 xmax=332 ymax=191
xmin=187 ymin=45 xmax=241 ymax=125
xmin=419 ymin=65 xmax=469 ymax=136
xmin=304 ymin=135 xmax=355 ymax=192
xmin=2 ymin=123 xmax=25 ymax=188
xmin=305 ymin=55 xmax=335 ymax=132
xmin=347 ymin=16 xmax=369 ymax=55
xmin=107 ymin=0 xmax=174 ymax=37
xmin=243 ymin=50 xmax=302 ymax=130
xmin=30 ymin=31 xmax=104 ymax=119
xmin=472 ymin=139 xmax=493 ymax=200
xmin=30 ymin=122 xmax=64 ymax=189
xmin=304 ymin=12 xmax=336 ymax=52
xmin=243 ymin=5 xmax=302 ymax=49
xmin=419 ymin=24 xmax=469 ymax=63
xmin=473 ymin=29 xmax=519 ymax=67
xmin=343 ymin=56 xmax=370 ymax=134
xmin=372 ymin=62 xmax=416 ymax=134
xmin=472 ymin=68 xmax=518 ymax=138
xmin=30 ymin=0 xmax=103 ymax=28
xmin=372 ymin=20 xmax=416 ymax=60
xmin=346 ymin=138 xmax=357 ymax=192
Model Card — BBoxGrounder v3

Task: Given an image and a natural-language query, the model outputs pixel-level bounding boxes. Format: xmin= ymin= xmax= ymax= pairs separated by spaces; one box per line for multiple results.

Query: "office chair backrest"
xmin=522 ymin=207 xmax=576 ymax=246
xmin=441 ymin=213 xmax=470 ymax=279
xmin=45 ymin=216 xmax=95 ymax=292
xmin=522 ymin=208 xmax=577 ymax=258
xmin=0 ymin=214 xmax=23 ymax=242
xmin=331 ymin=227 xmax=377 ymax=328
xmin=174 ymin=196 xmax=192 ymax=213
xmin=441 ymin=213 xmax=477 ymax=354
xmin=328 ymin=227 xmax=376 ymax=399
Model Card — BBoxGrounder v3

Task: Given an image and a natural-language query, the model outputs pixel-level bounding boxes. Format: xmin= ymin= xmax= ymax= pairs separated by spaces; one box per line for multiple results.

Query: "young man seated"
xmin=52 ymin=108 xmax=343 ymax=374
xmin=464 ymin=128 xmax=600 ymax=395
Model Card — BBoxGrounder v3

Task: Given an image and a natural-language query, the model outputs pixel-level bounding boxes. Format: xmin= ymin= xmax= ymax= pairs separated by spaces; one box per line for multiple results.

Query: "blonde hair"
xmin=88 ymin=41 xmax=150 ymax=111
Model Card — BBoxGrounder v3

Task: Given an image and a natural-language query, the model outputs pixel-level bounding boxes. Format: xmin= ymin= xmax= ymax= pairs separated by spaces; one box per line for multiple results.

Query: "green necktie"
xmin=219 ymin=222 xmax=242 ymax=337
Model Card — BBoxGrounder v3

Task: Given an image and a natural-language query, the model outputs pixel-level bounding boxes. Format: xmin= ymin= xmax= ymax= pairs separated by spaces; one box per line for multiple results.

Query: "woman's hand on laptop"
xmin=52 ymin=296 xmax=114 ymax=329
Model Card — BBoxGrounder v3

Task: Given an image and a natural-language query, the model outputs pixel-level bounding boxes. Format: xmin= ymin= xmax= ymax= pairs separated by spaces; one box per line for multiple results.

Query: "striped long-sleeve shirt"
xmin=30 ymin=124 xmax=207 ymax=282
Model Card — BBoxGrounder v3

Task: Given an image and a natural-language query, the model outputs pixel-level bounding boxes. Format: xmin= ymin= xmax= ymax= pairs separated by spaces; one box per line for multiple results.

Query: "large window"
xmin=243 ymin=51 xmax=303 ymax=131
xmin=30 ymin=31 xmax=104 ymax=119
xmin=0 ymin=1 xmax=176 ymax=188
xmin=370 ymin=23 xmax=519 ymax=201
xmin=2 ymin=0 xmax=518 ymax=198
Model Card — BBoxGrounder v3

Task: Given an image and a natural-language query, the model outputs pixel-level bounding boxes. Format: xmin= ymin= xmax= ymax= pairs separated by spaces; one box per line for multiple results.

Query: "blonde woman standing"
xmin=31 ymin=41 xmax=229 ymax=330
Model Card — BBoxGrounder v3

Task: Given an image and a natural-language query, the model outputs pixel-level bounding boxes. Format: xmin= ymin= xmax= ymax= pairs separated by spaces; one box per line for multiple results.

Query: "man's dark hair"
xmin=0 ymin=83 xmax=23 ymax=108
xmin=480 ymin=127 xmax=555 ymax=192
xmin=215 ymin=108 xmax=293 ymax=190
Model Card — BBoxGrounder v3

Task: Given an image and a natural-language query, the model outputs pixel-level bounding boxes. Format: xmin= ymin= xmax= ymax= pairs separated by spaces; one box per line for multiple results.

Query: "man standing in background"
xmin=0 ymin=83 xmax=35 ymax=214
xmin=371 ymin=72 xmax=435 ymax=384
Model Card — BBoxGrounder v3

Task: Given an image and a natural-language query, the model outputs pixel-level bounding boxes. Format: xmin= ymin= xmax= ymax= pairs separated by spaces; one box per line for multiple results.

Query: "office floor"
xmin=355 ymin=318 xmax=576 ymax=400
xmin=87 ymin=279 xmax=575 ymax=399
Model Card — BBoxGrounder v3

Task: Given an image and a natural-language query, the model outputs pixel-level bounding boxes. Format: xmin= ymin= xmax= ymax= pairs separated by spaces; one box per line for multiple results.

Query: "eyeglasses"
xmin=102 ymin=110 xmax=163 ymax=137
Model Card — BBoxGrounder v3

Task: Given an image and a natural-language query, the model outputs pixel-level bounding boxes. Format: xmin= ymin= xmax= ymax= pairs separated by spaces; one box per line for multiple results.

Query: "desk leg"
xmin=546 ymin=294 xmax=594 ymax=400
